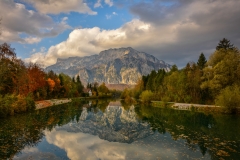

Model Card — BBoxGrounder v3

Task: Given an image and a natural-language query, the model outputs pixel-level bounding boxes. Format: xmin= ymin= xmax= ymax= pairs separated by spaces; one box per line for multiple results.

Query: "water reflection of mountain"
xmin=58 ymin=104 xmax=154 ymax=143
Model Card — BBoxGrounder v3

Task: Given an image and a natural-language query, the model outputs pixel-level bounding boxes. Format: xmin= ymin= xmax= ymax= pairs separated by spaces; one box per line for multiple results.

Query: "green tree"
xmin=169 ymin=64 xmax=178 ymax=74
xmin=201 ymin=48 xmax=240 ymax=96
xmin=215 ymin=85 xmax=240 ymax=114
xmin=72 ymin=77 xmax=75 ymax=83
xmin=216 ymin=38 xmax=234 ymax=50
xmin=146 ymin=70 xmax=157 ymax=91
xmin=76 ymin=75 xmax=83 ymax=95
xmin=163 ymin=71 xmax=186 ymax=102
xmin=0 ymin=43 xmax=23 ymax=95
xmin=98 ymin=82 xmax=109 ymax=95
xmin=197 ymin=53 xmax=207 ymax=70
xmin=140 ymin=90 xmax=154 ymax=103
xmin=59 ymin=74 xmax=64 ymax=86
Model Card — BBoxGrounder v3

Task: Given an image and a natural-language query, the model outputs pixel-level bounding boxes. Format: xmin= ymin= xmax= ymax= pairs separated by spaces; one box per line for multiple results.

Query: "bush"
xmin=0 ymin=94 xmax=35 ymax=117
xmin=215 ymin=85 xmax=240 ymax=114
xmin=25 ymin=95 xmax=36 ymax=111
xmin=161 ymin=95 xmax=171 ymax=107
xmin=140 ymin=90 xmax=154 ymax=103
xmin=0 ymin=94 xmax=16 ymax=117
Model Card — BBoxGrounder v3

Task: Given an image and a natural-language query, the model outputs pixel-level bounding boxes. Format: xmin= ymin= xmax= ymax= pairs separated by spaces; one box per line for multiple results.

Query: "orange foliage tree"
xmin=27 ymin=63 xmax=46 ymax=94
xmin=47 ymin=78 xmax=55 ymax=92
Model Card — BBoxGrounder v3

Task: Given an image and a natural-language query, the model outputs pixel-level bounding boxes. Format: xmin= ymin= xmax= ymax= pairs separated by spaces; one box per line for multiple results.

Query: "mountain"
xmin=46 ymin=47 xmax=171 ymax=85
xmin=57 ymin=103 xmax=154 ymax=143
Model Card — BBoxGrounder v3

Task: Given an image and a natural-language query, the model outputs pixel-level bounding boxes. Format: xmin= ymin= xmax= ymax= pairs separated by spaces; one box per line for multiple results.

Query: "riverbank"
xmin=35 ymin=95 xmax=113 ymax=110
xmin=151 ymin=101 xmax=240 ymax=114
xmin=35 ymin=99 xmax=72 ymax=110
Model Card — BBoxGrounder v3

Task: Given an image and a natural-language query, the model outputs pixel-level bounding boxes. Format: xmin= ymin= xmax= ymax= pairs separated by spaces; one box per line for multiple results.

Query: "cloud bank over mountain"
xmin=1 ymin=0 xmax=240 ymax=67
xmin=25 ymin=0 xmax=240 ymax=67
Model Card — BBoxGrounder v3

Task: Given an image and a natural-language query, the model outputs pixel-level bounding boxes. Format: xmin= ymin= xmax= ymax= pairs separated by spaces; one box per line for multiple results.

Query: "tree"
xmin=0 ymin=43 xmax=19 ymax=95
xmin=197 ymin=53 xmax=207 ymax=70
xmin=216 ymin=38 xmax=234 ymax=50
xmin=140 ymin=90 xmax=154 ymax=103
xmin=72 ymin=77 xmax=75 ymax=83
xmin=59 ymin=74 xmax=64 ymax=86
xmin=26 ymin=63 xmax=46 ymax=98
xmin=76 ymin=75 xmax=83 ymax=94
xmin=201 ymin=48 xmax=240 ymax=97
xmin=215 ymin=85 xmax=240 ymax=114
xmin=98 ymin=82 xmax=109 ymax=94
xmin=146 ymin=70 xmax=157 ymax=91
xmin=169 ymin=64 xmax=178 ymax=74
xmin=47 ymin=78 xmax=55 ymax=92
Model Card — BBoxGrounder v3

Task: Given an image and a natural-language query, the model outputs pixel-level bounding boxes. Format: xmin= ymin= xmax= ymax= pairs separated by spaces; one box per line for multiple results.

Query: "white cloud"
xmin=23 ymin=0 xmax=97 ymax=15
xmin=94 ymin=0 xmax=102 ymax=8
xmin=31 ymin=48 xmax=36 ymax=53
xmin=106 ymin=12 xmax=118 ymax=20
xmin=45 ymin=129 xmax=179 ymax=160
xmin=26 ymin=19 xmax=152 ymax=67
xmin=0 ymin=0 xmax=70 ymax=44
xmin=40 ymin=47 xmax=46 ymax=52
xmin=106 ymin=14 xmax=112 ymax=19
xmin=104 ymin=0 xmax=113 ymax=7
xmin=23 ymin=37 xmax=41 ymax=44
xmin=25 ymin=0 xmax=240 ymax=68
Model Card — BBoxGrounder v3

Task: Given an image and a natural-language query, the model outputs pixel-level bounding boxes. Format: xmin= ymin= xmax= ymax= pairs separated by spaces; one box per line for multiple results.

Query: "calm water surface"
xmin=0 ymin=100 xmax=240 ymax=160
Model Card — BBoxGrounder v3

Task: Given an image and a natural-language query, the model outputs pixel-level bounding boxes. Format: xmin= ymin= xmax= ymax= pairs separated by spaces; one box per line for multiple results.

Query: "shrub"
xmin=140 ymin=90 xmax=154 ymax=103
xmin=215 ymin=85 xmax=240 ymax=114
xmin=25 ymin=95 xmax=35 ymax=111
xmin=0 ymin=94 xmax=16 ymax=117
xmin=161 ymin=95 xmax=171 ymax=107
xmin=0 ymin=94 xmax=35 ymax=117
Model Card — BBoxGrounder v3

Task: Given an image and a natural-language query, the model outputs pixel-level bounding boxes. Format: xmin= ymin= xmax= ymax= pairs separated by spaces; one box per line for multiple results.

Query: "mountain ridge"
xmin=46 ymin=47 xmax=171 ymax=85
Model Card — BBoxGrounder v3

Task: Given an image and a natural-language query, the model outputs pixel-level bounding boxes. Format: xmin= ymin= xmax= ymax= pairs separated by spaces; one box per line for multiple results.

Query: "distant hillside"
xmin=46 ymin=47 xmax=171 ymax=85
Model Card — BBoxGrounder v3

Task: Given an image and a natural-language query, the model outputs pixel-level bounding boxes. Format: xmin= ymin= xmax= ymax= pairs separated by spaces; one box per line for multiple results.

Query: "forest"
xmin=121 ymin=38 xmax=240 ymax=113
xmin=0 ymin=43 xmax=112 ymax=117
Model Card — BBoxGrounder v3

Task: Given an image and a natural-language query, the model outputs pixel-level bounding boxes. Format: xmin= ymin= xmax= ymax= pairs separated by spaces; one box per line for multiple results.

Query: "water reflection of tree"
xmin=0 ymin=100 xmax=86 ymax=159
xmin=135 ymin=104 xmax=240 ymax=159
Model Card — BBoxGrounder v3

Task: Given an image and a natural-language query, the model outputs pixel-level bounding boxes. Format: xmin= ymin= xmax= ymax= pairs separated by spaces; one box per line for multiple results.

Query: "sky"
xmin=0 ymin=0 xmax=240 ymax=68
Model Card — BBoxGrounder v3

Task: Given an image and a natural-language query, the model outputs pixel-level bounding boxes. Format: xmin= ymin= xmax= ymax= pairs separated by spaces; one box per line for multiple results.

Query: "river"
xmin=0 ymin=99 xmax=239 ymax=159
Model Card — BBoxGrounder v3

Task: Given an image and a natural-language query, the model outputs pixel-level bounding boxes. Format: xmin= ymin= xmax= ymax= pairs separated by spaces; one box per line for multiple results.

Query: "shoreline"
xmin=35 ymin=99 xmax=72 ymax=110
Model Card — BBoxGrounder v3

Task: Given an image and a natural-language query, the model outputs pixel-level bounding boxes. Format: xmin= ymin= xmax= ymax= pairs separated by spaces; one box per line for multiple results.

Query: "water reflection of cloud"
xmin=14 ymin=146 xmax=61 ymax=160
xmin=45 ymin=129 xmax=179 ymax=160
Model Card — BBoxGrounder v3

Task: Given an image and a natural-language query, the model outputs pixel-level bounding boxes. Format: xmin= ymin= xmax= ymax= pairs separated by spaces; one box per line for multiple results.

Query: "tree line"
xmin=121 ymin=38 xmax=240 ymax=113
xmin=0 ymin=42 xmax=115 ymax=117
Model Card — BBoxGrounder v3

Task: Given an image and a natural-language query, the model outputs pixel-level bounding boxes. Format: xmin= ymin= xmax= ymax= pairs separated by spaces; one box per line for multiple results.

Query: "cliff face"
xmin=46 ymin=47 xmax=171 ymax=84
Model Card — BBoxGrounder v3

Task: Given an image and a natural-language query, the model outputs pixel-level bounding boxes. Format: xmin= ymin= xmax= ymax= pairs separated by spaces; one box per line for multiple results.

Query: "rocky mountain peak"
xmin=46 ymin=47 xmax=171 ymax=85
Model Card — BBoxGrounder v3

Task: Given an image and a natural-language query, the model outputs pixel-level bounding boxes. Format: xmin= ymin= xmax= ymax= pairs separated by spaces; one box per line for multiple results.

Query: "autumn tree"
xmin=132 ymin=79 xmax=144 ymax=99
xmin=27 ymin=63 xmax=46 ymax=96
xmin=47 ymin=78 xmax=55 ymax=92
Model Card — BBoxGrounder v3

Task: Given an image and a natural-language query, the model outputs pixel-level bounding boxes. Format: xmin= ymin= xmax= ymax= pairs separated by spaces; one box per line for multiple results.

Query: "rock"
xmin=46 ymin=47 xmax=171 ymax=85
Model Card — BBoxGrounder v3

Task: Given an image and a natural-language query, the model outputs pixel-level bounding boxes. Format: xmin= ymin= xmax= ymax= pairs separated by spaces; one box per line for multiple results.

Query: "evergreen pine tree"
xmin=76 ymin=75 xmax=83 ymax=94
xmin=216 ymin=38 xmax=234 ymax=50
xmin=197 ymin=53 xmax=207 ymax=70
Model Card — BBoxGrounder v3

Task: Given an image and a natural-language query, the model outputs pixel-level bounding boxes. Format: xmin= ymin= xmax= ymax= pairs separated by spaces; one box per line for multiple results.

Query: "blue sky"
xmin=0 ymin=0 xmax=240 ymax=68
